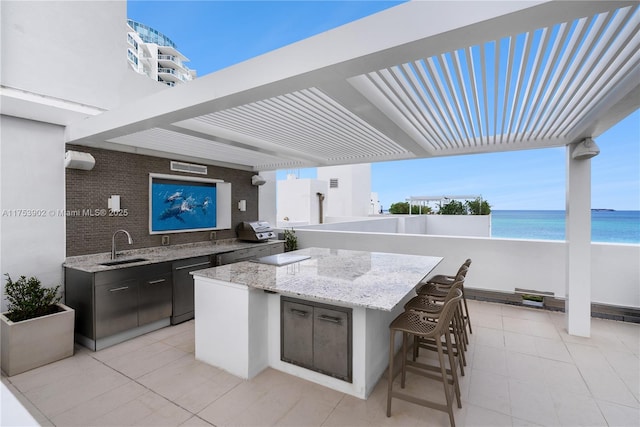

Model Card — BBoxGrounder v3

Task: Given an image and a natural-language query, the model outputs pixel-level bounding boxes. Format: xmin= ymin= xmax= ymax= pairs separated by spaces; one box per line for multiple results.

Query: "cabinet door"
xmin=270 ymin=243 xmax=285 ymax=255
xmin=215 ymin=251 xmax=236 ymax=265
xmin=281 ymin=300 xmax=313 ymax=368
xmin=95 ymin=279 xmax=139 ymax=339
xmin=252 ymin=245 xmax=271 ymax=259
xmin=313 ymin=307 xmax=351 ymax=381
xmin=172 ymin=256 xmax=211 ymax=322
xmin=138 ymin=272 xmax=173 ymax=326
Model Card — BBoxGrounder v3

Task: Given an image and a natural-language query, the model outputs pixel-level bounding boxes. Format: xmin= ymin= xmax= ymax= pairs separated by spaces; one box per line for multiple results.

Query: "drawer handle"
xmin=109 ymin=286 xmax=129 ymax=292
xmin=147 ymin=279 xmax=166 ymax=285
xmin=318 ymin=314 xmax=342 ymax=324
xmin=290 ymin=309 xmax=309 ymax=317
xmin=175 ymin=261 xmax=210 ymax=271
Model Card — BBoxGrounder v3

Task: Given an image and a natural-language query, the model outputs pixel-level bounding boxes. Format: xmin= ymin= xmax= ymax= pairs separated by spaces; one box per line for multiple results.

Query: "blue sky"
xmin=128 ymin=1 xmax=639 ymax=211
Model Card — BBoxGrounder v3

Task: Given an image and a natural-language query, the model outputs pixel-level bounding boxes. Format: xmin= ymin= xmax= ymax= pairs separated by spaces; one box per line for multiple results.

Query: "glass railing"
xmin=158 ymin=55 xmax=185 ymax=69
xmin=158 ymin=68 xmax=177 ymax=75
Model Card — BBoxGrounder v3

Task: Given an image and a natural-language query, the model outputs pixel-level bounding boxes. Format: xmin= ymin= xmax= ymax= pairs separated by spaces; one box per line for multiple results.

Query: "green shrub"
xmin=283 ymin=229 xmax=298 ymax=252
xmin=466 ymin=198 xmax=492 ymax=215
xmin=4 ymin=274 xmax=61 ymax=322
xmin=389 ymin=202 xmax=431 ymax=214
xmin=438 ymin=200 xmax=466 ymax=215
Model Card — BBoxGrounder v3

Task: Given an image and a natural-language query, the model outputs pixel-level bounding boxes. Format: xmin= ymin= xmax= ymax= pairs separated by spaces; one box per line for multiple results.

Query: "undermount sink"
xmin=100 ymin=257 xmax=148 ymax=266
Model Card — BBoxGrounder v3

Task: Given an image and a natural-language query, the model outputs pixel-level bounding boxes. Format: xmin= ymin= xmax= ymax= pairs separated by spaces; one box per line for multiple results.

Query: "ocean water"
xmin=491 ymin=210 xmax=640 ymax=244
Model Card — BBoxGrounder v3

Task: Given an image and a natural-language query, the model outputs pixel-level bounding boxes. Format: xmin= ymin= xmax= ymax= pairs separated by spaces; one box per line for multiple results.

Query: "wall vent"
xmin=330 ymin=178 xmax=339 ymax=188
xmin=170 ymin=161 xmax=208 ymax=175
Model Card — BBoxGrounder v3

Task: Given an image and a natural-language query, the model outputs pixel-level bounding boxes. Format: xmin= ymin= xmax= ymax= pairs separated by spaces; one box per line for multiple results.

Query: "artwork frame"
xmin=149 ymin=173 xmax=229 ymax=234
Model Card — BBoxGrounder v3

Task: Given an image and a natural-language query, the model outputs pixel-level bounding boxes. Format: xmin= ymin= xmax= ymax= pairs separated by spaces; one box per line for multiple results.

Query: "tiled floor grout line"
xmin=83 ymin=350 xmax=218 ymax=426
xmin=4 ymin=302 xmax=638 ymax=427
xmin=5 ymin=376 xmax=58 ymax=427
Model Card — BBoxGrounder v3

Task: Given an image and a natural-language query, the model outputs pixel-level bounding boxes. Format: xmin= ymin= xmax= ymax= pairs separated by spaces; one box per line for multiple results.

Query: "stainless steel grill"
xmin=236 ymin=221 xmax=276 ymax=242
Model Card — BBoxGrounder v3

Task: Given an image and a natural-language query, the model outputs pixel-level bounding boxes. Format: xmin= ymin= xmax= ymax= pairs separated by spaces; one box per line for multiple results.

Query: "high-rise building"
xmin=126 ymin=19 xmax=196 ymax=87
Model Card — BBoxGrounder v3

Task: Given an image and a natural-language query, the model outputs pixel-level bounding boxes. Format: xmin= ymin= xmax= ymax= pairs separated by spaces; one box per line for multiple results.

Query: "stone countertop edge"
xmin=63 ymin=239 xmax=284 ymax=273
xmin=191 ymin=248 xmax=443 ymax=311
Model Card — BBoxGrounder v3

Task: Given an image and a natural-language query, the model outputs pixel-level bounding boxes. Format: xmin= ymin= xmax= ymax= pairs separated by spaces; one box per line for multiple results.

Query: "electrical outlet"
xmin=210 ymin=231 xmax=216 ymax=241
xmin=162 ymin=235 xmax=170 ymax=246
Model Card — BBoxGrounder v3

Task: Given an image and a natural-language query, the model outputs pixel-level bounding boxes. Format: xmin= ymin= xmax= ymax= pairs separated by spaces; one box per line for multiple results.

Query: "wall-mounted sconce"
xmin=571 ymin=138 xmax=600 ymax=160
xmin=251 ymin=175 xmax=266 ymax=186
xmin=238 ymin=200 xmax=247 ymax=211
xmin=64 ymin=150 xmax=95 ymax=170
xmin=108 ymin=195 xmax=121 ymax=212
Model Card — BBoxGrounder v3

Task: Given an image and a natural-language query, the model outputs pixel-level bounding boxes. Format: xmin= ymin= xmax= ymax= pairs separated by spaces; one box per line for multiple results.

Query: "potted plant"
xmin=283 ymin=228 xmax=298 ymax=252
xmin=1 ymin=274 xmax=75 ymax=376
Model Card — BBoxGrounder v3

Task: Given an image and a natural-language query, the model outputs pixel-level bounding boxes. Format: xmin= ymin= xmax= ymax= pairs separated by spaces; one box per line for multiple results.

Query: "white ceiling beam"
xmin=316 ymin=80 xmax=431 ymax=157
xmin=168 ymin=120 xmax=330 ymax=165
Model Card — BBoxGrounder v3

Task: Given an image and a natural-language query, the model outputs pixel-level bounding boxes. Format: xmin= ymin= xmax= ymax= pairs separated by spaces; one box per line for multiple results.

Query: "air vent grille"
xmin=170 ymin=161 xmax=208 ymax=175
xmin=330 ymin=178 xmax=339 ymax=188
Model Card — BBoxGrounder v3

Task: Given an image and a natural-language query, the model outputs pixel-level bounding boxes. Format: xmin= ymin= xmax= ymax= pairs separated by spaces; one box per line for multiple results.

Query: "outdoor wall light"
xmin=238 ymin=200 xmax=247 ymax=211
xmin=108 ymin=195 xmax=121 ymax=212
xmin=571 ymin=138 xmax=600 ymax=160
xmin=64 ymin=150 xmax=95 ymax=170
xmin=251 ymin=175 xmax=266 ymax=186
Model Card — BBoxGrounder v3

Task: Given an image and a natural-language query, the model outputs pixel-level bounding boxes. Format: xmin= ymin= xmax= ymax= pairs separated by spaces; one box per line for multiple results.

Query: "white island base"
xmin=193 ymin=248 xmax=442 ymax=399
xmin=194 ymin=277 xmax=411 ymax=399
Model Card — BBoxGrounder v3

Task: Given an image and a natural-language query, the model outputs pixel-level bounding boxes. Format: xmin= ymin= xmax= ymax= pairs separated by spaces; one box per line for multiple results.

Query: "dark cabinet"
xmin=139 ymin=271 xmax=173 ymax=326
xmin=171 ymin=256 xmax=212 ymax=324
xmin=281 ymin=297 xmax=352 ymax=382
xmin=95 ymin=278 xmax=139 ymax=339
xmin=66 ymin=262 xmax=174 ymax=350
xmin=313 ymin=307 xmax=350 ymax=380
xmin=281 ymin=300 xmax=314 ymax=367
xmin=216 ymin=242 xmax=283 ymax=265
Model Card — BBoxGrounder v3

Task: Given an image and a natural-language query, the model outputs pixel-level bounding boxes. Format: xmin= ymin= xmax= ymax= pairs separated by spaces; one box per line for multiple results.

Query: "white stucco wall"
xmin=0 ymin=1 xmax=166 ymax=311
xmin=277 ymin=178 xmax=328 ymax=226
xmin=303 ymin=214 xmax=491 ymax=238
xmin=317 ymin=164 xmax=371 ymax=217
xmin=258 ymin=171 xmax=277 ymax=225
xmin=1 ymin=1 xmax=161 ymax=111
xmin=1 ymin=117 xmax=66 ymax=310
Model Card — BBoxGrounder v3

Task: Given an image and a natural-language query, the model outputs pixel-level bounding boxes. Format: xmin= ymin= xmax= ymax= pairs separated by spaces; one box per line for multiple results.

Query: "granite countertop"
xmin=63 ymin=239 xmax=283 ymax=273
xmin=191 ymin=247 xmax=443 ymax=311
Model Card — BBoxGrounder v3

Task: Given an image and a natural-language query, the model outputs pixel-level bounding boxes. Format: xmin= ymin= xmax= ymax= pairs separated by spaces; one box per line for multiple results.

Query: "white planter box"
xmin=1 ymin=303 xmax=75 ymax=376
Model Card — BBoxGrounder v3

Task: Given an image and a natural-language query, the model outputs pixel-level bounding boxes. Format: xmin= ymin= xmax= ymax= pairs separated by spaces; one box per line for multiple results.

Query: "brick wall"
xmin=65 ymin=145 xmax=259 ymax=256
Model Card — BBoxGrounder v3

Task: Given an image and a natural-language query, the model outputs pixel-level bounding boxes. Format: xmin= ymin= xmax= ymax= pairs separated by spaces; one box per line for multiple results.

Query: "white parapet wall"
xmin=305 ymin=214 xmax=491 ymax=237
xmin=290 ymin=228 xmax=640 ymax=310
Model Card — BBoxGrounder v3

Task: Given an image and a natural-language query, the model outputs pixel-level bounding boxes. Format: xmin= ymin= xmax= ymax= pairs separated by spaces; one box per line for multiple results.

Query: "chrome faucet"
xmin=111 ymin=229 xmax=133 ymax=260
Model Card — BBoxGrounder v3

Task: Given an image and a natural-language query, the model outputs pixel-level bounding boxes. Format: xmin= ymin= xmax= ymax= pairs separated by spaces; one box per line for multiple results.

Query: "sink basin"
xmin=100 ymin=257 xmax=148 ymax=266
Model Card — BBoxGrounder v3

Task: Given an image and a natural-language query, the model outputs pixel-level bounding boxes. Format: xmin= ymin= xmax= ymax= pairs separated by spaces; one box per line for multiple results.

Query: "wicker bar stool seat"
xmin=387 ymin=287 xmax=463 ymax=427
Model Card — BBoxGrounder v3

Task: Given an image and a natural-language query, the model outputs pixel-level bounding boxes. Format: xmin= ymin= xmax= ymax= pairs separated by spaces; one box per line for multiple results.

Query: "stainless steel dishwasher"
xmin=171 ymin=256 xmax=212 ymax=324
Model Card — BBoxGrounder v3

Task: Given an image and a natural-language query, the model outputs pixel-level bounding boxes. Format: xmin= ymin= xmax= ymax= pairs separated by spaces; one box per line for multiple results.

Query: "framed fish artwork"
xmin=149 ymin=173 xmax=231 ymax=234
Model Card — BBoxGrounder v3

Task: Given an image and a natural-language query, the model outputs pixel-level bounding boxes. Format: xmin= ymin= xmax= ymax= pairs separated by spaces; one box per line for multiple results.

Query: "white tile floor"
xmin=2 ymin=300 xmax=639 ymax=427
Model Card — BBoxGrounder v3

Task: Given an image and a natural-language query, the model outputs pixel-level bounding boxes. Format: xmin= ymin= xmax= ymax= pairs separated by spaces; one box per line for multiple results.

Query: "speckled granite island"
xmin=191 ymin=247 xmax=442 ymax=399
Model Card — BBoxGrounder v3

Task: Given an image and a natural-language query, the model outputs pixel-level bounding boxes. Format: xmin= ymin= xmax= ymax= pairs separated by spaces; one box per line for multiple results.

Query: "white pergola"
xmin=64 ymin=1 xmax=639 ymax=337
xmin=65 ymin=1 xmax=638 ymax=170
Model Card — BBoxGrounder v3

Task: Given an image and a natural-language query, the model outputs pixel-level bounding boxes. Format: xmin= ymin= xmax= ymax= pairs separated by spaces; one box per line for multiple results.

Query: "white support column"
xmin=565 ymin=143 xmax=594 ymax=337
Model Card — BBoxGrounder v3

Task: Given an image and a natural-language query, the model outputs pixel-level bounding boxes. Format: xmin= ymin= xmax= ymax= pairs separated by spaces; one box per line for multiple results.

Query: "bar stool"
xmin=404 ymin=280 xmax=467 ymax=376
xmin=418 ymin=259 xmax=471 ymax=292
xmin=387 ymin=286 xmax=463 ymax=427
xmin=418 ymin=259 xmax=473 ymax=338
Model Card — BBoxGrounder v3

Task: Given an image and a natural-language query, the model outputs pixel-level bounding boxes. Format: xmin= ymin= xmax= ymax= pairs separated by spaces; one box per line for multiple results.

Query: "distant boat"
xmin=592 ymin=208 xmax=615 ymax=212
